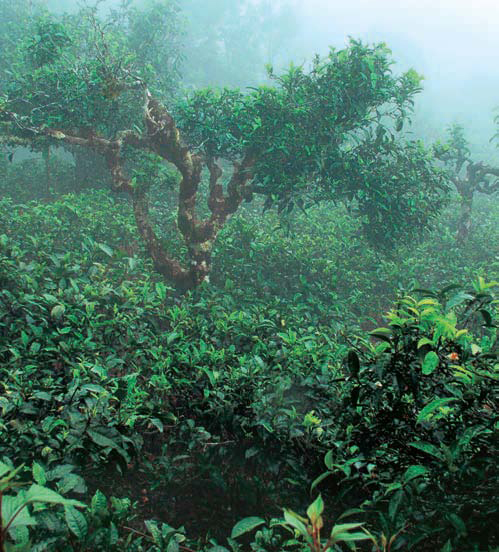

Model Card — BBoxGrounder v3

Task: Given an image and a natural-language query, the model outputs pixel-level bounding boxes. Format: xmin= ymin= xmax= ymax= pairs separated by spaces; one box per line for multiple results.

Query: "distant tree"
xmin=181 ymin=0 xmax=298 ymax=88
xmin=434 ymin=123 xmax=499 ymax=243
xmin=1 ymin=26 xmax=448 ymax=289
xmin=0 ymin=0 xmax=40 ymax=71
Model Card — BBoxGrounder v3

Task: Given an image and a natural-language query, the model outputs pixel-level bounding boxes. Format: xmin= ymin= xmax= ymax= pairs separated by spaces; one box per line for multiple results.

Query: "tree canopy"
xmin=0 ymin=5 xmax=448 ymax=289
xmin=434 ymin=123 xmax=499 ymax=242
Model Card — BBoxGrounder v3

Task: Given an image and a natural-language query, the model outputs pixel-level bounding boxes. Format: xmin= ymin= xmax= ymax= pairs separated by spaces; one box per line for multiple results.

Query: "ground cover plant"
xmin=0 ymin=2 xmax=498 ymax=551
xmin=0 ymin=188 xmax=497 ymax=551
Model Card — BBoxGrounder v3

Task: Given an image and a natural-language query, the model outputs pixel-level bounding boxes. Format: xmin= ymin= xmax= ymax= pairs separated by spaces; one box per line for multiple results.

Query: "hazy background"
xmin=292 ymin=0 xmax=499 ymax=158
xmin=42 ymin=0 xmax=499 ymax=158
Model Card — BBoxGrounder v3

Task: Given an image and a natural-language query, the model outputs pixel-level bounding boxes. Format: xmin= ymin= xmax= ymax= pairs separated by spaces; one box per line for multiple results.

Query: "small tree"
xmin=434 ymin=123 xmax=499 ymax=243
xmin=0 ymin=1 xmax=184 ymax=194
xmin=1 ymin=10 xmax=447 ymax=289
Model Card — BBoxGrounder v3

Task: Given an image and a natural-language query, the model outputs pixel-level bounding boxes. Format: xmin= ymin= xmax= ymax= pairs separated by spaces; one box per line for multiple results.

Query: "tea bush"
xmin=0 ymin=191 xmax=497 ymax=551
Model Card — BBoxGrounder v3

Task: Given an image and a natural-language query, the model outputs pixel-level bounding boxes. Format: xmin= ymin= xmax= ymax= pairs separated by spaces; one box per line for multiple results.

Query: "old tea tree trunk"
xmin=41 ymin=93 xmax=255 ymax=291
xmin=435 ymin=124 xmax=499 ymax=244
xmin=453 ymin=162 xmax=499 ymax=244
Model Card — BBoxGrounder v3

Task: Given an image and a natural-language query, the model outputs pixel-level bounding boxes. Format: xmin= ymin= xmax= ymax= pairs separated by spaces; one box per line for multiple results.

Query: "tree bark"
xmin=456 ymin=190 xmax=473 ymax=244
xmin=454 ymin=161 xmax=499 ymax=245
xmin=3 ymin=92 xmax=255 ymax=290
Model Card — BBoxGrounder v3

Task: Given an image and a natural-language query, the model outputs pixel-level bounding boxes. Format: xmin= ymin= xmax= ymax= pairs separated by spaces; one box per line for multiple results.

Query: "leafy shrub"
xmin=0 ymin=191 xmax=497 ymax=550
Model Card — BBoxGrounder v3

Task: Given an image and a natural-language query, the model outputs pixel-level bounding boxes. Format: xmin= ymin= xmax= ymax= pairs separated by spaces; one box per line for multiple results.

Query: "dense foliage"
xmin=0 ymin=189 xmax=497 ymax=551
xmin=0 ymin=2 xmax=498 ymax=551
xmin=1 ymin=2 xmax=449 ymax=288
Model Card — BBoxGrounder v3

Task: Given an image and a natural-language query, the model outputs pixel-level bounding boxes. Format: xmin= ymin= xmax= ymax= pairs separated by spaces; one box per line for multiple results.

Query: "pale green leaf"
xmin=25 ymin=484 xmax=85 ymax=508
xmin=32 ymin=463 xmax=47 ymax=485
xmin=306 ymin=495 xmax=324 ymax=523
xmin=2 ymin=496 xmax=35 ymax=530
xmin=417 ymin=398 xmax=457 ymax=424
xmin=97 ymin=243 xmax=114 ymax=257
xmin=231 ymin=517 xmax=265 ymax=539
xmin=50 ymin=305 xmax=65 ymax=320
xmin=422 ymin=351 xmax=439 ymax=375
xmin=283 ymin=509 xmax=311 ymax=541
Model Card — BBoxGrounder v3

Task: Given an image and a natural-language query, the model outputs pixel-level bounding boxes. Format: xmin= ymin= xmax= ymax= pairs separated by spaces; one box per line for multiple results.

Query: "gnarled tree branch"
xmin=2 ymin=90 xmax=256 ymax=289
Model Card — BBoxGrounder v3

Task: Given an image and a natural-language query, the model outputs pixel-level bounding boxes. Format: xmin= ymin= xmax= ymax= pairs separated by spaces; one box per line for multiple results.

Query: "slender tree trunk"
xmin=456 ymin=191 xmax=473 ymax=244
xmin=43 ymin=145 xmax=51 ymax=196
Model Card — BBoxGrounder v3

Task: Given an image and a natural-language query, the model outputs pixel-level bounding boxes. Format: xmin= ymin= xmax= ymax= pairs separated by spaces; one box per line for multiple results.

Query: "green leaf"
xmin=418 ymin=298 xmax=439 ymax=307
xmin=150 ymin=418 xmax=164 ymax=433
xmin=90 ymin=490 xmax=108 ymax=515
xmin=33 ymin=391 xmax=52 ymax=401
xmin=167 ymin=332 xmax=179 ymax=345
xmin=155 ymin=282 xmax=167 ymax=300
xmin=409 ymin=441 xmax=443 ymax=459
xmin=21 ymin=331 xmax=29 ymax=348
xmin=50 ymin=304 xmax=65 ymax=320
xmin=0 ymin=461 xmax=12 ymax=478
xmin=283 ymin=509 xmax=311 ymax=541
xmin=446 ymin=292 xmax=473 ymax=310
xmin=0 ymin=464 xmax=25 ymax=490
xmin=86 ymin=430 xmax=119 ymax=450
xmin=471 ymin=344 xmax=482 ymax=356
xmin=25 ymin=484 xmax=85 ymax=508
xmin=42 ymin=294 xmax=58 ymax=304
xmin=29 ymin=341 xmax=41 ymax=354
xmin=369 ymin=328 xmax=392 ymax=343
xmin=403 ymin=465 xmax=428 ymax=482
xmin=389 ymin=490 xmax=403 ymax=520
xmin=145 ymin=520 xmax=161 ymax=544
xmin=109 ymin=521 xmax=119 ymax=546
xmin=64 ymin=505 xmax=88 ymax=539
xmin=324 ymin=450 xmax=334 ymax=470
xmin=306 ymin=495 xmax=324 ymax=523
xmin=2 ymin=496 xmax=35 ymax=531
xmin=422 ymin=351 xmax=439 ymax=375
xmin=231 ymin=517 xmax=265 ymax=539
xmin=417 ymin=337 xmax=434 ymax=349
xmin=332 ymin=532 xmax=371 ymax=543
xmin=417 ymin=398 xmax=457 ymax=424
xmin=447 ymin=513 xmax=467 ymax=536
xmin=97 ymin=243 xmax=114 ymax=257
xmin=311 ymin=471 xmax=331 ymax=491
xmin=8 ymin=524 xmax=30 ymax=545
xmin=330 ymin=522 xmax=364 ymax=541
xmin=167 ymin=539 xmax=180 ymax=552
xmin=32 ymin=463 xmax=47 ymax=485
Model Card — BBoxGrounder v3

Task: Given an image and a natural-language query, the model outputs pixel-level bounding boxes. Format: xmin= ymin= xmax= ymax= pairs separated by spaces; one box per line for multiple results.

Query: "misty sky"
xmin=293 ymin=0 xmax=499 ymax=154
xmin=297 ymin=0 xmax=498 ymax=74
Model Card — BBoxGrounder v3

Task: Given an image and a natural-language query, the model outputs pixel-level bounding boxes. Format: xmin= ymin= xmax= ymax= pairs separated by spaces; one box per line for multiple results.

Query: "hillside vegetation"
xmin=0 ymin=1 xmax=498 ymax=551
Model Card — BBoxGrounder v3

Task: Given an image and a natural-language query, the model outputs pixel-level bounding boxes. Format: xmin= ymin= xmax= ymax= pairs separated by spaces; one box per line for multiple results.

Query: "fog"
xmin=288 ymin=0 xmax=499 ymax=157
